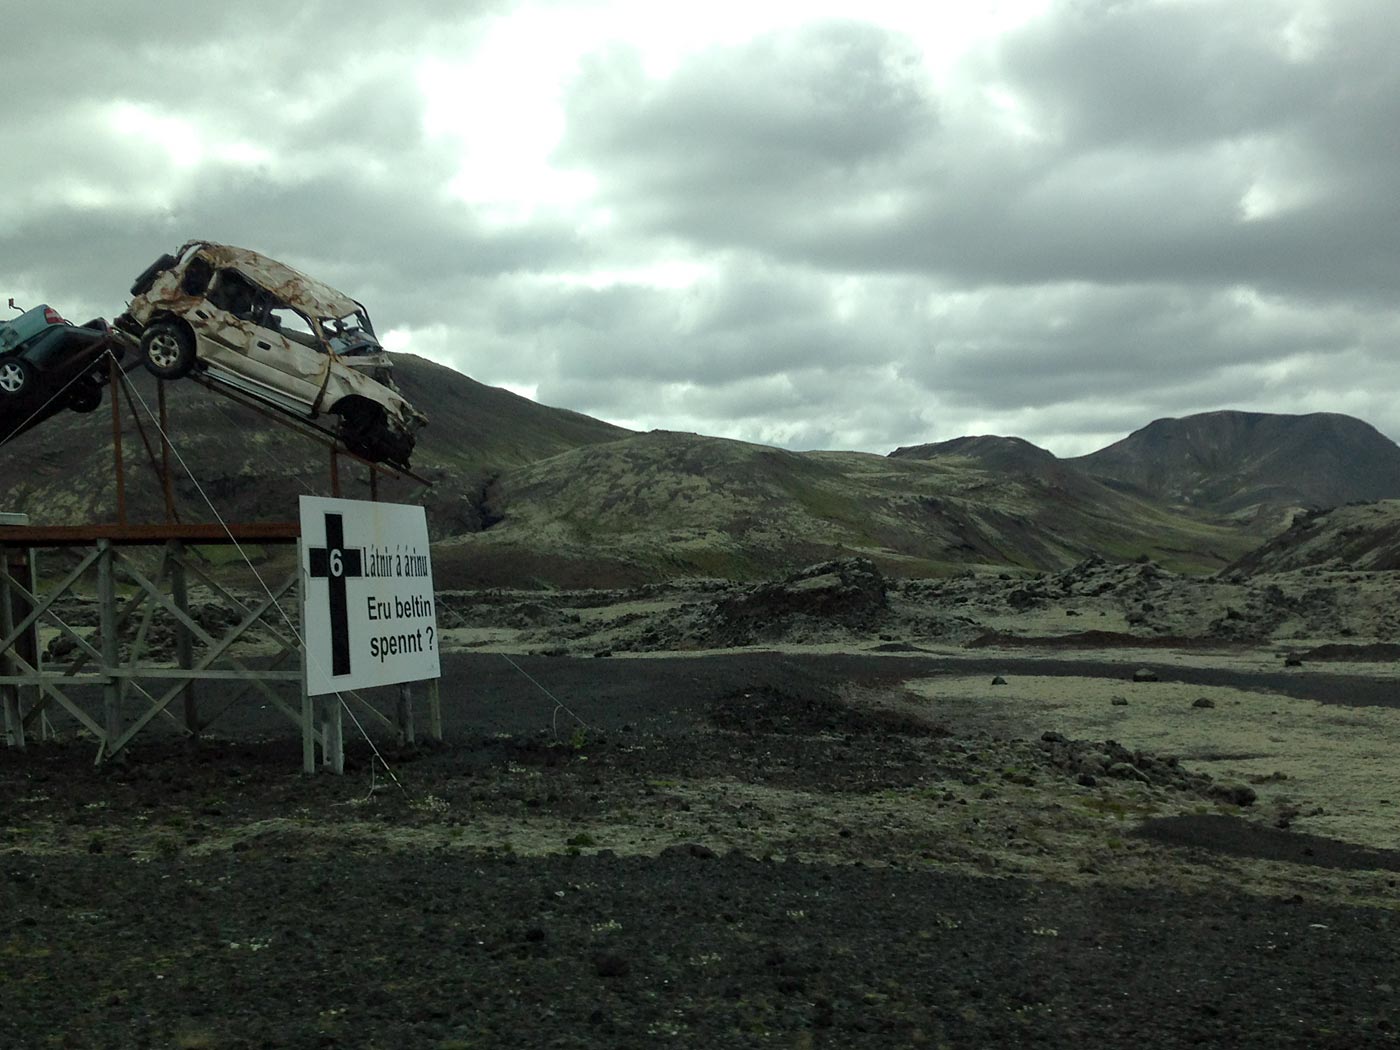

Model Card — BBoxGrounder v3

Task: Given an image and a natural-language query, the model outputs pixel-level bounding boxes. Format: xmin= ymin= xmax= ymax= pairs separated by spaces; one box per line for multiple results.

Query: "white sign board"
xmin=299 ymin=496 xmax=440 ymax=696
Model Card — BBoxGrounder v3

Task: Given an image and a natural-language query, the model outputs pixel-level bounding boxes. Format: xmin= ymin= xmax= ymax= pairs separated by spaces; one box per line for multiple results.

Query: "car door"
xmin=199 ymin=269 xmax=324 ymax=415
xmin=257 ymin=300 xmax=336 ymax=414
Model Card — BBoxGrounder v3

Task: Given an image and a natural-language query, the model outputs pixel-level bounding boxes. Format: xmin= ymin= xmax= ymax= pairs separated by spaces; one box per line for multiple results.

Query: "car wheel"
xmin=339 ymin=404 xmax=385 ymax=461
xmin=0 ymin=358 xmax=33 ymax=396
xmin=337 ymin=401 xmax=411 ymax=465
xmin=140 ymin=323 xmax=195 ymax=380
xmin=68 ymin=381 xmax=102 ymax=413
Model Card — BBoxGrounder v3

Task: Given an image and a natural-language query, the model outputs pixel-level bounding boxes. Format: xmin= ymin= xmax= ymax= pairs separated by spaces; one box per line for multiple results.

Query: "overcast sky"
xmin=4 ymin=0 xmax=1398 ymax=456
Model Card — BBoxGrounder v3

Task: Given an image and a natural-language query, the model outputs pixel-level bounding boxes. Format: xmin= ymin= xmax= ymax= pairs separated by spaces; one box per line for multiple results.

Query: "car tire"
xmin=68 ymin=381 xmax=102 ymax=413
xmin=337 ymin=401 xmax=413 ymax=466
xmin=0 ymin=357 xmax=33 ymax=396
xmin=141 ymin=323 xmax=195 ymax=380
xmin=130 ymin=253 xmax=178 ymax=297
xmin=339 ymin=403 xmax=386 ymax=461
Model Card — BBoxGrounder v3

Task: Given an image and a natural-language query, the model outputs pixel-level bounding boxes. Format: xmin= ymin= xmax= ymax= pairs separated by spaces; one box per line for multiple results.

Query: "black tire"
xmin=130 ymin=253 xmax=178 ymax=297
xmin=140 ymin=323 xmax=195 ymax=380
xmin=337 ymin=400 xmax=413 ymax=467
xmin=338 ymin=402 xmax=386 ymax=461
xmin=0 ymin=357 xmax=33 ymax=397
xmin=68 ymin=381 xmax=102 ymax=413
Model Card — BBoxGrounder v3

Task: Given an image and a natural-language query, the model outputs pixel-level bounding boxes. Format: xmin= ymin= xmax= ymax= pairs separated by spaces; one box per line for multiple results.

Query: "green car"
xmin=0 ymin=301 xmax=123 ymax=444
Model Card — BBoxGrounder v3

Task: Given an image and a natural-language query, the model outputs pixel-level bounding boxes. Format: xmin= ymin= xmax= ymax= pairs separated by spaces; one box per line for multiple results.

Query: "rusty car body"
xmin=118 ymin=242 xmax=426 ymax=468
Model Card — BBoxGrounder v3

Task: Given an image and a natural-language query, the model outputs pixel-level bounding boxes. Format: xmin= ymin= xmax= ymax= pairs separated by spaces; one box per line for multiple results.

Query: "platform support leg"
xmin=322 ymin=697 xmax=344 ymax=774
xmin=428 ymin=679 xmax=442 ymax=742
xmin=301 ymin=689 xmax=316 ymax=773
xmin=397 ymin=683 xmax=416 ymax=746
xmin=24 ymin=548 xmax=39 ymax=724
xmin=159 ymin=381 xmax=177 ymax=522
xmin=0 ymin=556 xmax=23 ymax=751
xmin=2 ymin=693 xmax=23 ymax=750
xmin=97 ymin=539 xmax=122 ymax=761
xmin=171 ymin=540 xmax=198 ymax=743
xmin=297 ymin=544 xmax=316 ymax=774
xmin=110 ymin=358 xmax=127 ymax=527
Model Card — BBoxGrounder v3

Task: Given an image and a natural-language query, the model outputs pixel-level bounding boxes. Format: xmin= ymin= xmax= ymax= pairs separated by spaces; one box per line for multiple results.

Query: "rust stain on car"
xmin=120 ymin=241 xmax=426 ymax=468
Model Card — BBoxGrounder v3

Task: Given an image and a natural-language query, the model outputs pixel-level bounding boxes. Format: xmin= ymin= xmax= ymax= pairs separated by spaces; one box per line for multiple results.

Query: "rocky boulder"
xmin=696 ymin=558 xmax=889 ymax=647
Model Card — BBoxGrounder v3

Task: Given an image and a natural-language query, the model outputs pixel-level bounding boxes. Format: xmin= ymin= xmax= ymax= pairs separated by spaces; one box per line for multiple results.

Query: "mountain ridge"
xmin=1068 ymin=410 xmax=1400 ymax=520
xmin=2 ymin=361 xmax=1393 ymax=584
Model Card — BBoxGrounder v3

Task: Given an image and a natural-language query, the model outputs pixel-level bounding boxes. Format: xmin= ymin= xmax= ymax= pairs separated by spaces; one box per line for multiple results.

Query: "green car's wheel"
xmin=140 ymin=323 xmax=195 ymax=380
xmin=68 ymin=380 xmax=102 ymax=413
xmin=0 ymin=358 xmax=33 ymax=396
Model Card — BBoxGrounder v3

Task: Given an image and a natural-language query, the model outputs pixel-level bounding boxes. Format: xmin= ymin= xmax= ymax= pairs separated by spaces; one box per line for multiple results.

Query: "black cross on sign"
xmin=307 ymin=512 xmax=364 ymax=677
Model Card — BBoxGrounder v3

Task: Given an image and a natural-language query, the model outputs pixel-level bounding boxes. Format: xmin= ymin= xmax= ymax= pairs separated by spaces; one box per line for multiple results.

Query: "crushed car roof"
xmin=179 ymin=241 xmax=362 ymax=320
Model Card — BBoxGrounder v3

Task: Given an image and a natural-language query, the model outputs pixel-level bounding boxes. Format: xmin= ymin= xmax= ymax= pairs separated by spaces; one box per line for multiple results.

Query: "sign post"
xmin=298 ymin=496 xmax=440 ymax=771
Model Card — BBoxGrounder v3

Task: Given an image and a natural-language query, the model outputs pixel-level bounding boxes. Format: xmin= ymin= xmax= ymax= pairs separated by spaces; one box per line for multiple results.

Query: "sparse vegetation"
xmin=9 ymin=372 xmax=1400 ymax=1048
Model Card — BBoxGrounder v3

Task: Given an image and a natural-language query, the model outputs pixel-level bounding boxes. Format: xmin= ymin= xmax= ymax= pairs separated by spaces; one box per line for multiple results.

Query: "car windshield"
xmin=321 ymin=310 xmax=380 ymax=355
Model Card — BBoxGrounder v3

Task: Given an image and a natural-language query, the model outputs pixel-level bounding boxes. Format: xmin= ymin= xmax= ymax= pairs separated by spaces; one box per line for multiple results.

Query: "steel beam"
xmin=97 ymin=539 xmax=121 ymax=760
xmin=170 ymin=541 xmax=197 ymax=739
xmin=1 ymin=559 xmax=23 ymax=749
xmin=397 ymin=683 xmax=415 ymax=746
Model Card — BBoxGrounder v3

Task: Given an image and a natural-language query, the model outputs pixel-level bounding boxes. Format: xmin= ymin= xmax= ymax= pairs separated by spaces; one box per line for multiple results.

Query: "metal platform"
xmin=0 ymin=530 xmax=439 ymax=770
xmin=0 ymin=522 xmax=300 ymax=547
xmin=1 ymin=350 xmax=440 ymax=771
xmin=0 ymin=533 xmax=305 ymax=763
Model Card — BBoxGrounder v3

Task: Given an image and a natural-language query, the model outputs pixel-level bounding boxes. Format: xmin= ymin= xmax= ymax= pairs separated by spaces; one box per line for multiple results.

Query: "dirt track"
xmin=181 ymin=649 xmax=1400 ymax=744
xmin=4 ymin=646 xmax=1400 ymax=1049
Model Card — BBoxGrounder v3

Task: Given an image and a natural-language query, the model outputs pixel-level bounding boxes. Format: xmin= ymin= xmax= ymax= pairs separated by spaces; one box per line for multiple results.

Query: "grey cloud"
xmin=992 ymin=0 xmax=1323 ymax=151
xmin=536 ymin=363 xmax=934 ymax=454
xmin=3 ymin=1 xmax=498 ymax=90
xmin=555 ymin=2 xmax=1400 ymax=301
xmin=561 ymin=21 xmax=933 ymax=174
xmin=487 ymin=263 xmax=909 ymax=388
xmin=7 ymin=1 xmax=1400 ymax=464
xmin=557 ymin=21 xmax=938 ymax=239
xmin=903 ymin=283 xmax=1369 ymax=411
xmin=1 ymin=35 xmax=589 ymax=328
xmin=967 ymin=0 xmax=1400 ymax=296
xmin=0 ymin=160 xmax=585 ymax=329
xmin=400 ymin=256 xmax=1400 ymax=458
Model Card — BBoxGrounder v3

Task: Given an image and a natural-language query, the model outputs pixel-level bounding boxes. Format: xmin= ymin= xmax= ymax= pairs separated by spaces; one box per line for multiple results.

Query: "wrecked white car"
xmin=118 ymin=241 xmax=426 ymax=469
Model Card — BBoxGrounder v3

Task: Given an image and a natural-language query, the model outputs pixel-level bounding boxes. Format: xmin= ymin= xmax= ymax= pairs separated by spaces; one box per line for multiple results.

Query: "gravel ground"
xmin=4 ymin=649 xmax=1400 ymax=1049
xmin=3 ymin=844 xmax=1397 ymax=1050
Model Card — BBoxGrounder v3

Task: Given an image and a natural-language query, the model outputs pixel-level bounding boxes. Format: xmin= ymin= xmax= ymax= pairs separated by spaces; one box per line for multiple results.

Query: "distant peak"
xmin=1072 ymin=409 xmax=1400 ymax=516
xmin=890 ymin=434 xmax=1057 ymax=462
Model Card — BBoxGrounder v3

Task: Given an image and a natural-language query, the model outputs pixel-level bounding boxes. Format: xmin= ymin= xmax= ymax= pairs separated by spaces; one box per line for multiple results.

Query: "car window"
xmin=267 ymin=304 xmax=320 ymax=348
xmin=182 ymin=257 xmax=214 ymax=296
xmin=208 ymin=270 xmax=264 ymax=322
